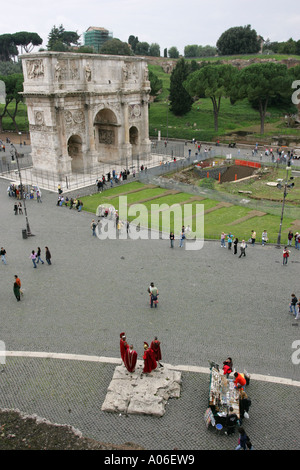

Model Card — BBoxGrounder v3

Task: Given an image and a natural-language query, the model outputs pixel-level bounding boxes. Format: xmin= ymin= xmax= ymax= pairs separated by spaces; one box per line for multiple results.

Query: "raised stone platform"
xmin=101 ymin=362 xmax=182 ymax=417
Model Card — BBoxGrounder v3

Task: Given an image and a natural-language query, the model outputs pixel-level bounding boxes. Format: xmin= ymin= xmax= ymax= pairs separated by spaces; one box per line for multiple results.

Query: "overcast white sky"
xmin=2 ymin=0 xmax=300 ymax=55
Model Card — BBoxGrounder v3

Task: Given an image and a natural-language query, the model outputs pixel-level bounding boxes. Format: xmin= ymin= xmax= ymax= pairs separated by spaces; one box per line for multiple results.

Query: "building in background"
xmin=84 ymin=27 xmax=113 ymax=53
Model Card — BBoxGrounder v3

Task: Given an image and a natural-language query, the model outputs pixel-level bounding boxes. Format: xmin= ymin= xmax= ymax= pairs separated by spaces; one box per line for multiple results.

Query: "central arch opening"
xmin=94 ymin=108 xmax=119 ymax=162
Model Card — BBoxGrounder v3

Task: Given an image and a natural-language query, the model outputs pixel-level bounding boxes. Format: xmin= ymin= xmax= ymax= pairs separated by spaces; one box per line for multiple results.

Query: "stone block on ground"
xmin=101 ymin=362 xmax=182 ymax=417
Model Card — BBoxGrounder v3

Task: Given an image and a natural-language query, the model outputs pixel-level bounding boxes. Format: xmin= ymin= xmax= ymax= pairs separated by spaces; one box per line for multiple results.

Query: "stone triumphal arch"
xmin=20 ymin=52 xmax=152 ymax=178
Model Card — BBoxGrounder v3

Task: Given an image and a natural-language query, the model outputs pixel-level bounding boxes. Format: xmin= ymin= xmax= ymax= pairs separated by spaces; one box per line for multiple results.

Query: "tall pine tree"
xmin=169 ymin=58 xmax=193 ymax=116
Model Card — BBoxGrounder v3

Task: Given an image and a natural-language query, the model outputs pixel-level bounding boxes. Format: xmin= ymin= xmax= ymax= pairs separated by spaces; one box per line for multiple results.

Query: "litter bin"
xmin=22 ymin=229 xmax=27 ymax=239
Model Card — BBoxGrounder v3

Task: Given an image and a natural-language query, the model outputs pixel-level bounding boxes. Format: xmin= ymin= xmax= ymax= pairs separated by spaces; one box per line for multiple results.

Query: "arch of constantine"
xmin=20 ymin=52 xmax=152 ymax=179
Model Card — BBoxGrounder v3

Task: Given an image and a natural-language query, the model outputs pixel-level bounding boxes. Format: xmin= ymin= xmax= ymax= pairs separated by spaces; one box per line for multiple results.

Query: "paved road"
xmin=0 ymin=177 xmax=300 ymax=450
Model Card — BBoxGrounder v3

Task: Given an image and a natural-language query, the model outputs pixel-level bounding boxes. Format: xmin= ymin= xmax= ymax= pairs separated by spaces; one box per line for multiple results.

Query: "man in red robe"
xmin=143 ymin=342 xmax=157 ymax=373
xmin=120 ymin=333 xmax=128 ymax=363
xmin=150 ymin=337 xmax=162 ymax=367
xmin=124 ymin=344 xmax=137 ymax=373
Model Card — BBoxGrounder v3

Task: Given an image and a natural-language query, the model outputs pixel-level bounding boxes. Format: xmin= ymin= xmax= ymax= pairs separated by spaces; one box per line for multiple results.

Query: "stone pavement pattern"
xmin=0 ymin=177 xmax=300 ymax=450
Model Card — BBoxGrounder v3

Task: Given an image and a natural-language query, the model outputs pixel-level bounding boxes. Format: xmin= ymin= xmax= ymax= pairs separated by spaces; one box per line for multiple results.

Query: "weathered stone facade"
xmin=21 ymin=52 xmax=151 ymax=178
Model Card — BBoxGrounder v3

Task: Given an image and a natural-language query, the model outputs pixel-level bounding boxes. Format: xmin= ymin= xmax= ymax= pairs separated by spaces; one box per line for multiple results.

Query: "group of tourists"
xmin=252 ymin=145 xmax=298 ymax=165
xmin=120 ymin=332 xmax=162 ymax=374
xmin=29 ymin=247 xmax=52 ymax=269
xmin=7 ymin=183 xmax=41 ymax=201
xmin=220 ymin=232 xmax=246 ymax=256
xmin=1 ymin=245 xmax=52 ymax=301
xmin=56 ymin=196 xmax=83 ymax=211
xmin=95 ymin=169 xmax=132 ymax=191
xmin=287 ymin=230 xmax=300 ymax=249
xmin=169 ymin=225 xmax=191 ymax=249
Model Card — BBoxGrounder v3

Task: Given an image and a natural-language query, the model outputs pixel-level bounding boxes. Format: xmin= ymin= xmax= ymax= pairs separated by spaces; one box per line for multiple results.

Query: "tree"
xmin=149 ymin=70 xmax=163 ymax=98
xmin=0 ymin=73 xmax=23 ymax=132
xmin=184 ymin=44 xmax=217 ymax=58
xmin=12 ymin=31 xmax=43 ymax=53
xmin=184 ymin=45 xmax=199 ymax=58
xmin=47 ymin=24 xmax=80 ymax=51
xmin=184 ymin=64 xmax=237 ymax=131
xmin=0 ymin=34 xmax=18 ymax=61
xmin=169 ymin=58 xmax=193 ymax=116
xmin=216 ymin=25 xmax=261 ymax=55
xmin=168 ymin=46 xmax=179 ymax=59
xmin=99 ymin=38 xmax=132 ymax=56
xmin=278 ymin=38 xmax=296 ymax=55
xmin=163 ymin=48 xmax=168 ymax=58
xmin=235 ymin=62 xmax=291 ymax=134
xmin=128 ymin=35 xmax=139 ymax=53
xmin=149 ymin=43 xmax=160 ymax=57
xmin=135 ymin=41 xmax=150 ymax=55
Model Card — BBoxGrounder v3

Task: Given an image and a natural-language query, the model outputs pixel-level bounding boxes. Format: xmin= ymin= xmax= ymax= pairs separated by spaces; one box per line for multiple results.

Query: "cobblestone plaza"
xmin=0 ymin=177 xmax=300 ymax=450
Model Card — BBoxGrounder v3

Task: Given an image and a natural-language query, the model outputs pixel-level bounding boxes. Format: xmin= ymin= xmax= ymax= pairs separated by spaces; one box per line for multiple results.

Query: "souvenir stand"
xmin=204 ymin=362 xmax=240 ymax=431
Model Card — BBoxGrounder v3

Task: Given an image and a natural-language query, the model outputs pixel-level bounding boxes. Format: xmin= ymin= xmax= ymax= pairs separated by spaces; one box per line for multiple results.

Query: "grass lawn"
xmin=224 ymin=213 xmax=295 ymax=243
xmin=81 ymin=183 xmax=298 ymax=242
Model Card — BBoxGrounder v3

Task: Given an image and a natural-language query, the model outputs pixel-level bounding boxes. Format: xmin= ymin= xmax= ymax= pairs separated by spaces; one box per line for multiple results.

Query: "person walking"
xmin=289 ymin=294 xmax=298 ymax=315
xmin=13 ymin=276 xmax=21 ymax=301
xmin=36 ymin=247 xmax=44 ymax=264
xmin=148 ymin=282 xmax=159 ymax=308
xmin=14 ymin=202 xmax=18 ymax=215
xmin=0 ymin=247 xmax=7 ymax=265
xmin=45 ymin=247 xmax=52 ymax=265
xmin=30 ymin=250 xmax=37 ymax=268
xmin=239 ymin=240 xmax=247 ymax=258
xmin=14 ymin=274 xmax=23 ymax=297
xmin=235 ymin=427 xmax=253 ymax=450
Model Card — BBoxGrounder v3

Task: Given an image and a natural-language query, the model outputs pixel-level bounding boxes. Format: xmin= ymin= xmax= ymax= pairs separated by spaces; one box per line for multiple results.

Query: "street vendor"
xmin=234 ymin=371 xmax=246 ymax=389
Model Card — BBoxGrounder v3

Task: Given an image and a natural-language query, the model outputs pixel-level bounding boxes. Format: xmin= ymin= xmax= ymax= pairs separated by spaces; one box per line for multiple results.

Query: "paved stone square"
xmin=0 ymin=177 xmax=300 ymax=450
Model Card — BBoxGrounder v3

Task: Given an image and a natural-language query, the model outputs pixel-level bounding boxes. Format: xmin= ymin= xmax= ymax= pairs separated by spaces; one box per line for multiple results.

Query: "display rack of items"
xmin=204 ymin=365 xmax=240 ymax=429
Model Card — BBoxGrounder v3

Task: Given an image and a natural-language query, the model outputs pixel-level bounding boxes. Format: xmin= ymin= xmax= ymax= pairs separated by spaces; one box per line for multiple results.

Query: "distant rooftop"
xmin=86 ymin=26 xmax=109 ymax=32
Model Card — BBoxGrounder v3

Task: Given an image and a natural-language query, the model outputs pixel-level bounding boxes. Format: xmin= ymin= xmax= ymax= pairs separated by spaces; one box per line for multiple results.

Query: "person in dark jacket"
xmin=235 ymin=427 xmax=253 ymax=450
xmin=45 ymin=247 xmax=51 ymax=265
xmin=233 ymin=237 xmax=238 ymax=255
